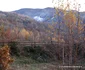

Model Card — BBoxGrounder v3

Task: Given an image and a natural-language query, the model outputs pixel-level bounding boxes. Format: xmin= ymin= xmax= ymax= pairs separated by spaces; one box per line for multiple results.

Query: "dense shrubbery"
xmin=7 ymin=41 xmax=85 ymax=64
xmin=8 ymin=41 xmax=20 ymax=56
xmin=23 ymin=46 xmax=52 ymax=62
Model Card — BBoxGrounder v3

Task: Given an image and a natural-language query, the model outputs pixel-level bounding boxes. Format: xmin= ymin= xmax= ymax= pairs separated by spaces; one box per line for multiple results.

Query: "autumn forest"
xmin=0 ymin=0 xmax=85 ymax=70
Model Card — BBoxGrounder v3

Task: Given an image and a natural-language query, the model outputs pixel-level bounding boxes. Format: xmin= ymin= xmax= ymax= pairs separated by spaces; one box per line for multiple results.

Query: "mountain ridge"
xmin=13 ymin=7 xmax=56 ymax=22
xmin=13 ymin=7 xmax=85 ymax=23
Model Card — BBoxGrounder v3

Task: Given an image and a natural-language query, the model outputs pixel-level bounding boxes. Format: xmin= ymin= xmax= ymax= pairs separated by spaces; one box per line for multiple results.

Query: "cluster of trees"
xmin=51 ymin=0 xmax=85 ymax=65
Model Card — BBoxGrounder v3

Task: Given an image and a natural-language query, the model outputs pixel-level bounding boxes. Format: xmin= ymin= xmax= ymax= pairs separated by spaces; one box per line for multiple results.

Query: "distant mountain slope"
xmin=0 ymin=11 xmax=34 ymax=28
xmin=14 ymin=8 xmax=56 ymax=22
xmin=0 ymin=11 xmax=49 ymax=30
xmin=14 ymin=7 xmax=85 ymax=23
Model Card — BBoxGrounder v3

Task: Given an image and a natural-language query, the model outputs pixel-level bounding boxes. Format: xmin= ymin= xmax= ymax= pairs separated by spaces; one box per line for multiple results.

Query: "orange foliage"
xmin=64 ymin=12 xmax=77 ymax=27
xmin=0 ymin=45 xmax=13 ymax=70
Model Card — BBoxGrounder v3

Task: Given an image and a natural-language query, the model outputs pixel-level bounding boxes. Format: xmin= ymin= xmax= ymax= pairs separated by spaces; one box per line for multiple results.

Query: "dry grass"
xmin=9 ymin=57 xmax=58 ymax=70
xmin=9 ymin=57 xmax=85 ymax=70
xmin=10 ymin=63 xmax=58 ymax=70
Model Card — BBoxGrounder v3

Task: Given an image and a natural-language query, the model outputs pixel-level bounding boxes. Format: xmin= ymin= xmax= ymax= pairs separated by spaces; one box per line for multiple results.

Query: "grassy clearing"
xmin=10 ymin=57 xmax=59 ymax=70
xmin=11 ymin=63 xmax=58 ymax=70
xmin=10 ymin=57 xmax=85 ymax=70
xmin=12 ymin=56 xmax=39 ymax=64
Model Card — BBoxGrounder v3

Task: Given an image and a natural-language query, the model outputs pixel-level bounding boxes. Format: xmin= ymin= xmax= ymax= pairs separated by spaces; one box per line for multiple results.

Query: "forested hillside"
xmin=0 ymin=11 xmax=54 ymax=43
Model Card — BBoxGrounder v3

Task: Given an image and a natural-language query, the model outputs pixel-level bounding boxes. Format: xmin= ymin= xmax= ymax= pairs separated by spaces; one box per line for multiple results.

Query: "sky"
xmin=0 ymin=0 xmax=53 ymax=12
xmin=0 ymin=0 xmax=85 ymax=12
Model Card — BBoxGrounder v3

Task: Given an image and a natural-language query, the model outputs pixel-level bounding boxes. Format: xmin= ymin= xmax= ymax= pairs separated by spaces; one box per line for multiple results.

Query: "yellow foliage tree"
xmin=19 ymin=28 xmax=29 ymax=40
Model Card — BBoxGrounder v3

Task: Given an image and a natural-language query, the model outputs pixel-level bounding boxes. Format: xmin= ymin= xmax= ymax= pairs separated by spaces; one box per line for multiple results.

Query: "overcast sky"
xmin=0 ymin=0 xmax=53 ymax=12
xmin=0 ymin=0 xmax=85 ymax=12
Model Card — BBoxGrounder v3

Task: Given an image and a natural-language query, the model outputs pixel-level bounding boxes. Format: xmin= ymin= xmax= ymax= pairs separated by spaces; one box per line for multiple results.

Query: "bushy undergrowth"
xmin=8 ymin=41 xmax=20 ymax=56
xmin=23 ymin=46 xmax=52 ymax=62
xmin=7 ymin=41 xmax=85 ymax=64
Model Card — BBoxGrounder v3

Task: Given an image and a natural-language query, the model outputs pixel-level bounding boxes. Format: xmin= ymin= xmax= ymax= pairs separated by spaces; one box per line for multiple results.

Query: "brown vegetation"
xmin=0 ymin=45 xmax=13 ymax=70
